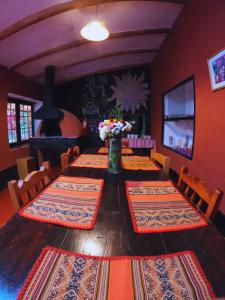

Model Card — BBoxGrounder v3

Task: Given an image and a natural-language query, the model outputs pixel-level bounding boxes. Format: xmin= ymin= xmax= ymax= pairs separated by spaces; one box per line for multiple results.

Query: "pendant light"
xmin=80 ymin=3 xmax=109 ymax=42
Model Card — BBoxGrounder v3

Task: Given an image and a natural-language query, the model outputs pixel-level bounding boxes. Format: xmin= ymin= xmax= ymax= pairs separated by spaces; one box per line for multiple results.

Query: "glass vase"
xmin=108 ymin=136 xmax=122 ymax=174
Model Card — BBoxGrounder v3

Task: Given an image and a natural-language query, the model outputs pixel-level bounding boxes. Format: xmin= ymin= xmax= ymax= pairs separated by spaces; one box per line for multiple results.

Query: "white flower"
xmin=122 ymin=122 xmax=132 ymax=132
xmin=98 ymin=120 xmax=132 ymax=140
xmin=99 ymin=126 xmax=111 ymax=141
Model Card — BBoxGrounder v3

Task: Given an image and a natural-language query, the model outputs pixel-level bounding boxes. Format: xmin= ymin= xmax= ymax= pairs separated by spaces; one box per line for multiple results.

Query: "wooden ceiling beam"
xmin=12 ymin=28 xmax=169 ymax=70
xmin=0 ymin=0 xmax=187 ymax=42
xmin=38 ymin=62 xmax=151 ymax=85
xmin=31 ymin=48 xmax=156 ymax=79
xmin=57 ymin=62 xmax=150 ymax=84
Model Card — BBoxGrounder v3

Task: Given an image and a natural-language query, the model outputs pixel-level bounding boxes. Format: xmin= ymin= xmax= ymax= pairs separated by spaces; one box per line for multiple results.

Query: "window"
xmin=7 ymin=102 xmax=17 ymax=144
xmin=162 ymin=77 xmax=195 ymax=159
xmin=7 ymin=100 xmax=33 ymax=146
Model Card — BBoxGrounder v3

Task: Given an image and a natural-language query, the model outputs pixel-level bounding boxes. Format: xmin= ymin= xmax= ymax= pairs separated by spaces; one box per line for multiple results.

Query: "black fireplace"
xmin=34 ymin=65 xmax=63 ymax=136
xmin=30 ymin=65 xmax=87 ymax=166
xmin=29 ymin=136 xmax=81 ymax=166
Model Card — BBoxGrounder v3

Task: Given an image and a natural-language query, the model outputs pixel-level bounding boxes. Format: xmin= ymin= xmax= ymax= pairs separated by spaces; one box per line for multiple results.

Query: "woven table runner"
xmin=98 ymin=147 xmax=134 ymax=155
xmin=122 ymin=156 xmax=160 ymax=171
xmin=71 ymin=154 xmax=108 ymax=169
xmin=126 ymin=180 xmax=207 ymax=233
xmin=17 ymin=246 xmax=215 ymax=300
xmin=20 ymin=176 xmax=104 ymax=229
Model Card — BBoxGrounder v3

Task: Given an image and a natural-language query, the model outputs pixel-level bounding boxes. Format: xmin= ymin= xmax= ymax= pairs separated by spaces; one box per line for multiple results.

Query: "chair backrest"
xmin=151 ymin=149 xmax=170 ymax=176
xmin=73 ymin=145 xmax=80 ymax=157
xmin=177 ymin=166 xmax=223 ymax=220
xmin=61 ymin=152 xmax=69 ymax=171
xmin=61 ymin=146 xmax=80 ymax=171
xmin=7 ymin=161 xmax=52 ymax=213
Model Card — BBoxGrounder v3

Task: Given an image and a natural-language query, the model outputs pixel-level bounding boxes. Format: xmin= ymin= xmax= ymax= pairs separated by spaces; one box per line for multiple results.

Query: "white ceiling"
xmin=0 ymin=0 xmax=188 ymax=85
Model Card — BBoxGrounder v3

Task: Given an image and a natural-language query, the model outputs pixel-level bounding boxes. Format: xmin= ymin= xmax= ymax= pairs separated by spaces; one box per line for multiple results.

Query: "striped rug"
xmin=19 ymin=176 xmax=104 ymax=229
xmin=71 ymin=154 xmax=108 ymax=169
xmin=126 ymin=180 xmax=207 ymax=233
xmin=122 ymin=156 xmax=160 ymax=171
xmin=98 ymin=147 xmax=134 ymax=155
xmin=17 ymin=246 xmax=215 ymax=300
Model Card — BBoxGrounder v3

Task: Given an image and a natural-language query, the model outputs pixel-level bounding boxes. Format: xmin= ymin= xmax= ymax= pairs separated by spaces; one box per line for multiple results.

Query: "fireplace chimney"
xmin=34 ymin=66 xmax=63 ymax=120
xmin=34 ymin=66 xmax=63 ymax=136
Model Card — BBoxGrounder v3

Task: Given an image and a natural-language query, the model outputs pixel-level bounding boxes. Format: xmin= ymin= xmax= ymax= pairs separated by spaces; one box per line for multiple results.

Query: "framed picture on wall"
xmin=208 ymin=48 xmax=225 ymax=91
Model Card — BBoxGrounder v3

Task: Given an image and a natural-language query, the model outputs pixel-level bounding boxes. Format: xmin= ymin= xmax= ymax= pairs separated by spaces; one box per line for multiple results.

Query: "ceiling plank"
xmin=45 ymin=62 xmax=151 ymax=85
xmin=12 ymin=28 xmax=169 ymax=70
xmin=0 ymin=0 xmax=187 ymax=42
xmin=31 ymin=48 xmax=156 ymax=79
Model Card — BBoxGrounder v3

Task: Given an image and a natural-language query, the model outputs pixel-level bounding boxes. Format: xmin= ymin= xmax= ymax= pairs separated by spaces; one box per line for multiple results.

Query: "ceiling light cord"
xmin=80 ymin=0 xmax=109 ymax=42
xmin=96 ymin=2 xmax=98 ymax=21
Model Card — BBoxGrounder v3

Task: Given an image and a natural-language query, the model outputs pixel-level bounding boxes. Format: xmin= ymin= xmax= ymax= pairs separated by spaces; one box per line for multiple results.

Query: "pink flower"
xmin=98 ymin=122 xmax=104 ymax=129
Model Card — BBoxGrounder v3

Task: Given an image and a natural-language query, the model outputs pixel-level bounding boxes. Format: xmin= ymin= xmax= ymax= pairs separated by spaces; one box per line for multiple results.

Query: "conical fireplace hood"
xmin=33 ymin=66 xmax=63 ymax=120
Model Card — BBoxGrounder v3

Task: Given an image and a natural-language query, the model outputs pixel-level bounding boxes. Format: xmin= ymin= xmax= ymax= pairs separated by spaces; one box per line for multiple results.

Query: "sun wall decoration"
xmin=107 ymin=72 xmax=150 ymax=113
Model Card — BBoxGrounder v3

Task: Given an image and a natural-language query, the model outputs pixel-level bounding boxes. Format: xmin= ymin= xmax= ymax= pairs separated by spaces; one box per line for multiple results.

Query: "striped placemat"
xmin=18 ymin=246 xmax=215 ymax=300
xmin=98 ymin=147 xmax=134 ymax=155
xmin=126 ymin=180 xmax=207 ymax=233
xmin=71 ymin=154 xmax=108 ymax=169
xmin=20 ymin=176 xmax=104 ymax=229
xmin=122 ymin=156 xmax=160 ymax=170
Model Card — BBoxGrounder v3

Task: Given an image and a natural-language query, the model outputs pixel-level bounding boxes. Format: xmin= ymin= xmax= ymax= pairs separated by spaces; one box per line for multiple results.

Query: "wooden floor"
xmin=0 ymin=148 xmax=225 ymax=298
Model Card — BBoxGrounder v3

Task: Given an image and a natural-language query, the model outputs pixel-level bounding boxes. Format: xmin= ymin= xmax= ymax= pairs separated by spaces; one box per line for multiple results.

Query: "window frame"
xmin=7 ymin=98 xmax=34 ymax=147
xmin=161 ymin=76 xmax=196 ymax=160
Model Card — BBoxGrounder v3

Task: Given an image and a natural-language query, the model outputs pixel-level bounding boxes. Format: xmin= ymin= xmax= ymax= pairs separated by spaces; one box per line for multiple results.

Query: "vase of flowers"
xmin=98 ymin=118 xmax=132 ymax=174
xmin=108 ymin=135 xmax=122 ymax=174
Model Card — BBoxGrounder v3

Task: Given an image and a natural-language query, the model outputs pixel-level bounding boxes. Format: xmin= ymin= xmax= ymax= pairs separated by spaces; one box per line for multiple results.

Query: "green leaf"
xmin=107 ymin=104 xmax=123 ymax=119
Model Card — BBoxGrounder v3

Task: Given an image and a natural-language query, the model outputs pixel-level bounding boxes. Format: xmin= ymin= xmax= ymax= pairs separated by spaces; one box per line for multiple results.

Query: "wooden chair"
xmin=7 ymin=161 xmax=52 ymax=213
xmin=61 ymin=146 xmax=80 ymax=171
xmin=73 ymin=145 xmax=80 ymax=157
xmin=61 ymin=152 xmax=69 ymax=171
xmin=66 ymin=147 xmax=73 ymax=161
xmin=177 ymin=166 xmax=223 ymax=220
xmin=150 ymin=149 xmax=170 ymax=176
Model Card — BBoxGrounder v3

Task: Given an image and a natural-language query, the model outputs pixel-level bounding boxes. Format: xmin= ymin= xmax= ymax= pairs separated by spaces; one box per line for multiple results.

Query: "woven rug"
xmin=19 ymin=176 xmax=104 ymax=229
xmin=126 ymin=180 xmax=207 ymax=233
xmin=17 ymin=246 xmax=215 ymax=300
xmin=122 ymin=155 xmax=160 ymax=171
xmin=98 ymin=147 xmax=134 ymax=155
xmin=71 ymin=154 xmax=108 ymax=169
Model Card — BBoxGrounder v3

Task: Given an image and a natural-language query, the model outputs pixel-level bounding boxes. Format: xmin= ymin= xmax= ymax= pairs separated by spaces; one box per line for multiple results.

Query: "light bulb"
xmin=80 ymin=20 xmax=109 ymax=41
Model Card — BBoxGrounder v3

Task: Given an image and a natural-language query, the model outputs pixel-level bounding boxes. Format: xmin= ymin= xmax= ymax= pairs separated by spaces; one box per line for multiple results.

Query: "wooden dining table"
xmin=0 ymin=147 xmax=225 ymax=299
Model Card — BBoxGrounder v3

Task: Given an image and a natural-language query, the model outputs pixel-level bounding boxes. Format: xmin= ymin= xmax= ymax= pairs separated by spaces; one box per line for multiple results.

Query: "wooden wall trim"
xmin=0 ymin=0 xmax=187 ymax=42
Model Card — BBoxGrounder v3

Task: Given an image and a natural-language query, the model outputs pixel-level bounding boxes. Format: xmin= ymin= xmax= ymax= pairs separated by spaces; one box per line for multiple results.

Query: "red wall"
xmin=151 ymin=0 xmax=225 ymax=213
xmin=0 ymin=65 xmax=43 ymax=172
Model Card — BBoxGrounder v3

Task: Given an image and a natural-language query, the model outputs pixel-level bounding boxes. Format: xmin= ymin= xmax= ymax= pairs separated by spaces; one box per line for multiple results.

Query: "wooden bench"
xmin=177 ymin=166 xmax=223 ymax=220
xmin=151 ymin=149 xmax=170 ymax=176
xmin=7 ymin=161 xmax=52 ymax=213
